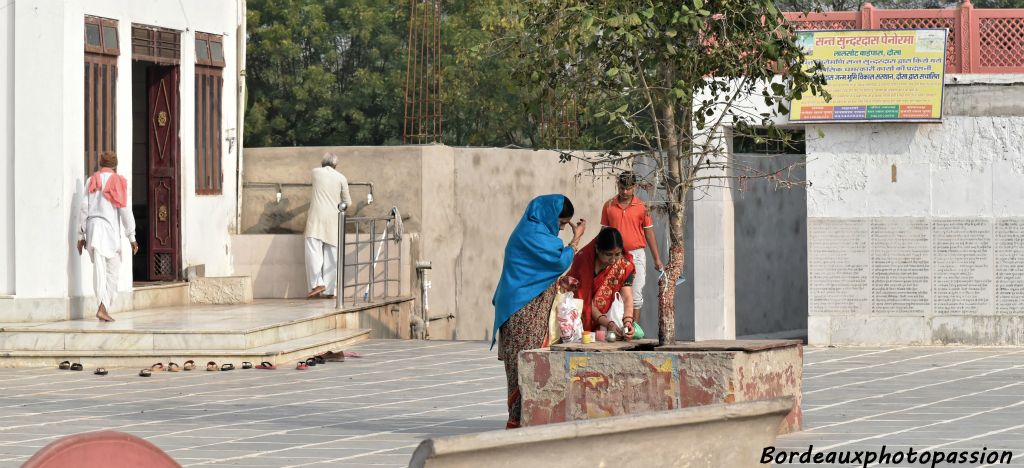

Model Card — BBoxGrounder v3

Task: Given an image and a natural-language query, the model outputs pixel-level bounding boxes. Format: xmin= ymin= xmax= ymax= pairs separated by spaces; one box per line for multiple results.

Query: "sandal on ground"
xmin=206 ymin=361 xmax=218 ymax=371
xmin=304 ymin=358 xmax=317 ymax=367
xmin=296 ymin=361 xmax=308 ymax=370
xmin=306 ymin=285 xmax=325 ymax=298
xmin=183 ymin=360 xmax=195 ymax=371
xmin=167 ymin=362 xmax=180 ymax=372
xmin=94 ymin=368 xmax=108 ymax=376
xmin=149 ymin=363 xmax=164 ymax=372
xmin=58 ymin=361 xmax=71 ymax=370
xmin=139 ymin=369 xmax=151 ymax=377
xmin=312 ymin=355 xmax=326 ymax=365
xmin=70 ymin=363 xmax=83 ymax=371
xmin=220 ymin=363 xmax=235 ymax=371
xmin=241 ymin=362 xmax=253 ymax=369
xmin=318 ymin=351 xmax=345 ymax=362
xmin=255 ymin=361 xmax=276 ymax=370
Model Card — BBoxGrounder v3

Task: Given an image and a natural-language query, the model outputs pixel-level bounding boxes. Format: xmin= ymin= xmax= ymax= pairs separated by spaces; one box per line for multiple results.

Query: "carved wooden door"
xmin=146 ymin=65 xmax=180 ymax=281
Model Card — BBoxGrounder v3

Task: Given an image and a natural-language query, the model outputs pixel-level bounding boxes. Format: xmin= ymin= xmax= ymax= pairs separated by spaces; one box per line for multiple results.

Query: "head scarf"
xmin=566 ymin=238 xmax=635 ymax=332
xmin=491 ymin=195 xmax=574 ymax=348
xmin=87 ymin=168 xmax=128 ymax=209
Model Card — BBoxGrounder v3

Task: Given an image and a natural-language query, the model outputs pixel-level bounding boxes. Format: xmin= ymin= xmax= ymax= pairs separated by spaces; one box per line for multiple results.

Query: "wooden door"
xmin=146 ymin=65 xmax=181 ymax=281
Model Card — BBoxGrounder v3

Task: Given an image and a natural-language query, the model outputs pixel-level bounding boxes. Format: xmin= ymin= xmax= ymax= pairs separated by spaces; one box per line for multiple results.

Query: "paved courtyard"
xmin=2 ymin=341 xmax=1024 ymax=467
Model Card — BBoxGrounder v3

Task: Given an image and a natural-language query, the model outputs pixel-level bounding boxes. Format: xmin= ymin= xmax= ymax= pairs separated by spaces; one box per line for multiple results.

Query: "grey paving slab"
xmin=6 ymin=341 xmax=1024 ymax=466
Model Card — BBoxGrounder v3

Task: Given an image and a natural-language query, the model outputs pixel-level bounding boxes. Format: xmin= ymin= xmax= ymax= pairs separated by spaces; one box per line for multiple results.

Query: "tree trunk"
xmin=658 ymin=102 xmax=684 ymax=346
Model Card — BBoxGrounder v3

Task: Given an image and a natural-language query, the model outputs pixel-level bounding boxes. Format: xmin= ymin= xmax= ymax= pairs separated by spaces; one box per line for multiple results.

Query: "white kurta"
xmin=78 ymin=173 xmax=137 ymax=307
xmin=304 ymin=166 xmax=352 ymax=247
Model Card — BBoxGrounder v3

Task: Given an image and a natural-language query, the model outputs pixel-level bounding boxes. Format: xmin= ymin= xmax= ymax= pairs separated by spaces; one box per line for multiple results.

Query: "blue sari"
xmin=491 ymin=194 xmax=574 ymax=348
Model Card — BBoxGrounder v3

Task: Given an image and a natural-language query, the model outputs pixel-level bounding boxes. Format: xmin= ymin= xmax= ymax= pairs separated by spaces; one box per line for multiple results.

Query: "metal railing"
xmin=335 ymin=204 xmax=402 ymax=309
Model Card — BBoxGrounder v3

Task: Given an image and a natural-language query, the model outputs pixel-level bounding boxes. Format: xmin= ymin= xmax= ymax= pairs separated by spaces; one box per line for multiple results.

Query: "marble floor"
xmin=0 ymin=300 xmax=346 ymax=333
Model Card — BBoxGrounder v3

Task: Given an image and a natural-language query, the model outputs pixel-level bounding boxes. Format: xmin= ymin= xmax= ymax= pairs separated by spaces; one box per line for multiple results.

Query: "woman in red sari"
xmin=566 ymin=228 xmax=636 ymax=339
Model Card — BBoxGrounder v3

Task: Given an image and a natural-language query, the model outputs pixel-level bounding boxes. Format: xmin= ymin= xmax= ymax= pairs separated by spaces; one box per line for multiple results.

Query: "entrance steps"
xmin=0 ymin=298 xmax=413 ymax=368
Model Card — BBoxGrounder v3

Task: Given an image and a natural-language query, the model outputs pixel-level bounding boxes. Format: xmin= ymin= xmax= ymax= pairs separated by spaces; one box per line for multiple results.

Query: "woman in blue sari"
xmin=493 ymin=194 xmax=585 ymax=429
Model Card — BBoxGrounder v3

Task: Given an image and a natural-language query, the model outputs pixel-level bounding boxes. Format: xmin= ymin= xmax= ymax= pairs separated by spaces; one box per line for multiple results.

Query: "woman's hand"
xmin=558 ymin=276 xmax=579 ymax=293
xmin=622 ymin=318 xmax=635 ymax=341
xmin=570 ymin=219 xmax=586 ymax=242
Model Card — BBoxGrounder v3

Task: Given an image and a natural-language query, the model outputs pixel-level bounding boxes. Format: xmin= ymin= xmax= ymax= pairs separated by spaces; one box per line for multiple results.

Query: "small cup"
xmin=582 ymin=332 xmax=593 ymax=344
xmin=595 ymin=330 xmax=605 ymax=342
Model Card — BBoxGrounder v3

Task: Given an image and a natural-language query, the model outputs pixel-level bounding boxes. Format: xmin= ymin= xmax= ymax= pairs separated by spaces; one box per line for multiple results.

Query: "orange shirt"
xmin=600 ymin=196 xmax=653 ymax=252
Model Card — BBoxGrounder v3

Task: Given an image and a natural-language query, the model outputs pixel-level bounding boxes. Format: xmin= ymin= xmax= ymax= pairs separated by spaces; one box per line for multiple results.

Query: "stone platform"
xmin=0 ymin=298 xmax=413 ymax=368
xmin=519 ymin=339 xmax=803 ymax=434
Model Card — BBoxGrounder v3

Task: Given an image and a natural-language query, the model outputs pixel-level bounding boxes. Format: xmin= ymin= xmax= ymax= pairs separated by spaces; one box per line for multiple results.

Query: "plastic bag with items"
xmin=555 ymin=291 xmax=583 ymax=343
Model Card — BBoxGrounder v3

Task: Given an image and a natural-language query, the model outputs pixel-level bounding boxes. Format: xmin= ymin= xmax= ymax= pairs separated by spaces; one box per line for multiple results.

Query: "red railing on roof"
xmin=784 ymin=0 xmax=1024 ymax=73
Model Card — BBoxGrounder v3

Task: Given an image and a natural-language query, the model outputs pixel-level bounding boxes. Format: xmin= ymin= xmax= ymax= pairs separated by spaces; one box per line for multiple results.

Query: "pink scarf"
xmin=87 ymin=168 xmax=128 ymax=209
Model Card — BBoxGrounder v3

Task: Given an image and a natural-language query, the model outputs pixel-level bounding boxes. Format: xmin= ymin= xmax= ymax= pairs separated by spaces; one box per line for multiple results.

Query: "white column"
xmin=692 ymin=158 xmax=736 ymax=341
xmin=0 ymin=0 xmax=15 ymax=295
xmin=13 ymin=1 xmax=69 ymax=303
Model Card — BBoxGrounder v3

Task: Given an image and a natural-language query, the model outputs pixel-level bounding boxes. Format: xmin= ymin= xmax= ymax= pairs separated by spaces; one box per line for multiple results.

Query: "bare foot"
xmin=96 ymin=304 xmax=115 ymax=322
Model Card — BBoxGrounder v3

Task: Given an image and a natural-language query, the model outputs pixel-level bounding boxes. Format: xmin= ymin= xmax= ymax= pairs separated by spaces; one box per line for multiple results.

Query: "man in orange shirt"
xmin=600 ymin=171 xmax=664 ymax=325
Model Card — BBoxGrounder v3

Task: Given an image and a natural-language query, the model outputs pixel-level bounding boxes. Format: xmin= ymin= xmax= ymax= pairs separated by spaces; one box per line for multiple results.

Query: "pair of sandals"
xmin=58 ymin=361 xmax=83 ymax=372
xmin=140 ymin=362 xmax=178 ymax=377
xmin=296 ymin=356 xmax=326 ymax=370
xmin=204 ymin=361 xmax=252 ymax=371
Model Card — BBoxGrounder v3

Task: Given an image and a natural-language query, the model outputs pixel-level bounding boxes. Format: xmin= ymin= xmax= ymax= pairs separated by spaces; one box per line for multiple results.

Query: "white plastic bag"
xmin=557 ymin=292 xmax=583 ymax=343
xmin=607 ymin=292 xmax=625 ymax=330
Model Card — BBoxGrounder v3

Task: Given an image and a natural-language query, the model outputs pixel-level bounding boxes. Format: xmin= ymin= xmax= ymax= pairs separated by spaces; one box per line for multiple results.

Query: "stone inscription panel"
xmin=996 ymin=219 xmax=1024 ymax=314
xmin=808 ymin=219 xmax=870 ymax=315
xmin=809 ymin=217 xmax=1024 ymax=317
xmin=870 ymin=218 xmax=930 ymax=315
xmin=932 ymin=219 xmax=993 ymax=315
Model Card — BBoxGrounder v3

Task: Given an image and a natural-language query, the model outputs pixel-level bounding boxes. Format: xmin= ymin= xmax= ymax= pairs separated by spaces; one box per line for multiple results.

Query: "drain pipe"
xmin=415 ymin=261 xmax=432 ymax=339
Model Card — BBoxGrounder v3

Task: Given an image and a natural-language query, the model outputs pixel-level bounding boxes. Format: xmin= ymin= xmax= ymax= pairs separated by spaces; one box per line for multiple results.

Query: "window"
xmin=732 ymin=128 xmax=806 ymax=155
xmin=84 ymin=16 xmax=119 ymax=174
xmin=132 ymin=25 xmax=181 ymax=64
xmin=195 ymin=33 xmax=225 ymax=195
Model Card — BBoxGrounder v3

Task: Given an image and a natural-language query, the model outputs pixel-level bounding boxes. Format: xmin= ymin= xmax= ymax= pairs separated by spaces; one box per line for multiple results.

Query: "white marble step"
xmin=0 ymin=328 xmax=370 ymax=368
xmin=0 ymin=299 xmax=380 ymax=351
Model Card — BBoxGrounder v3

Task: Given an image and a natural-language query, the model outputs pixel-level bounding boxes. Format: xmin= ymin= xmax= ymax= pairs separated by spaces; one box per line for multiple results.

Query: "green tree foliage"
xmin=246 ymin=0 xmax=408 ymax=147
xmin=505 ymin=0 xmax=828 ymax=343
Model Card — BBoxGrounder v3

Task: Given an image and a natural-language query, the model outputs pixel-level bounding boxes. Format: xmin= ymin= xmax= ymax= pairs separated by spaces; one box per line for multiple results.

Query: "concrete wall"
xmin=732 ymin=153 xmax=808 ymax=337
xmin=807 ymin=77 xmax=1024 ymax=345
xmin=242 ymin=146 xmax=624 ymax=340
xmin=4 ymin=0 xmax=241 ymax=320
xmin=0 ymin=0 xmax=13 ymax=295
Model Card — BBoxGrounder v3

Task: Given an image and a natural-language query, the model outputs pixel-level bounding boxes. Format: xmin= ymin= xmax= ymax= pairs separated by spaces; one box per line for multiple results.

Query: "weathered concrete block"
xmin=410 ymin=398 xmax=794 ymax=468
xmin=519 ymin=340 xmax=802 ymax=434
xmin=189 ymin=276 xmax=253 ymax=305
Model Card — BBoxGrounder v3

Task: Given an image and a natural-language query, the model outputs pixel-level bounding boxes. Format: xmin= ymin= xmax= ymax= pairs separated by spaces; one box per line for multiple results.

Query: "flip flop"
xmin=296 ymin=361 xmax=308 ymax=370
xmin=304 ymin=358 xmax=317 ymax=367
xmin=70 ymin=363 xmax=83 ymax=371
xmin=221 ymin=363 xmax=235 ymax=371
xmin=241 ymin=362 xmax=253 ymax=369
xmin=150 ymin=363 xmax=164 ymax=372
xmin=94 ymin=368 xmax=108 ymax=376
xmin=312 ymin=355 xmax=326 ymax=365
xmin=206 ymin=361 xmax=218 ymax=371
xmin=255 ymin=361 xmax=276 ymax=370
xmin=167 ymin=362 xmax=180 ymax=372
xmin=58 ymin=361 xmax=71 ymax=370
xmin=183 ymin=360 xmax=195 ymax=371
xmin=306 ymin=285 xmax=325 ymax=298
xmin=139 ymin=369 xmax=151 ymax=377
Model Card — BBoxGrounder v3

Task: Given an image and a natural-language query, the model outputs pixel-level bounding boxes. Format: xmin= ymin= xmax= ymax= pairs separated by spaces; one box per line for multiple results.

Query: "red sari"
xmin=566 ymin=241 xmax=635 ymax=332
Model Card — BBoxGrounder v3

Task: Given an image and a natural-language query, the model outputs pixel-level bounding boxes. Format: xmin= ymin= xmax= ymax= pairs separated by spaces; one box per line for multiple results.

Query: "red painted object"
xmin=22 ymin=431 xmax=179 ymax=468
xmin=784 ymin=1 xmax=1024 ymax=74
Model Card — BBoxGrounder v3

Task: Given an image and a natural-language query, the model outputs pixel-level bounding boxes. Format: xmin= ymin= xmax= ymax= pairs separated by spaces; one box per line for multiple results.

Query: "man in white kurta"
xmin=305 ymin=153 xmax=352 ymax=299
xmin=77 ymin=153 xmax=138 ymax=322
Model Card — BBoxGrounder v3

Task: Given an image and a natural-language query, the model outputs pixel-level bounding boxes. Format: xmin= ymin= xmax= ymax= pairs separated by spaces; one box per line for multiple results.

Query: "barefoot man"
xmin=77 ymin=152 xmax=138 ymax=322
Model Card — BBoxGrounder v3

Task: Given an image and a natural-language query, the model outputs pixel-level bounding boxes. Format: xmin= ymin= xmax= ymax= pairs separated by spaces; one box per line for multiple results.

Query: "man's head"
xmin=321 ymin=152 xmax=339 ymax=168
xmin=99 ymin=151 xmax=118 ymax=170
xmin=616 ymin=171 xmax=637 ymax=201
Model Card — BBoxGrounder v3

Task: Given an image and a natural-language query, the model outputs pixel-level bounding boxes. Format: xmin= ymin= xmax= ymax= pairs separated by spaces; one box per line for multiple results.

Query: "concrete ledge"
xmin=520 ymin=340 xmax=803 ymax=434
xmin=409 ymin=398 xmax=793 ymax=468
xmin=189 ymin=276 xmax=254 ymax=305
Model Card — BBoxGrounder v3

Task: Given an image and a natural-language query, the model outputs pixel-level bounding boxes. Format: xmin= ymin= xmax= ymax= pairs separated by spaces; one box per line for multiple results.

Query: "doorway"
xmin=131 ymin=60 xmax=181 ymax=282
